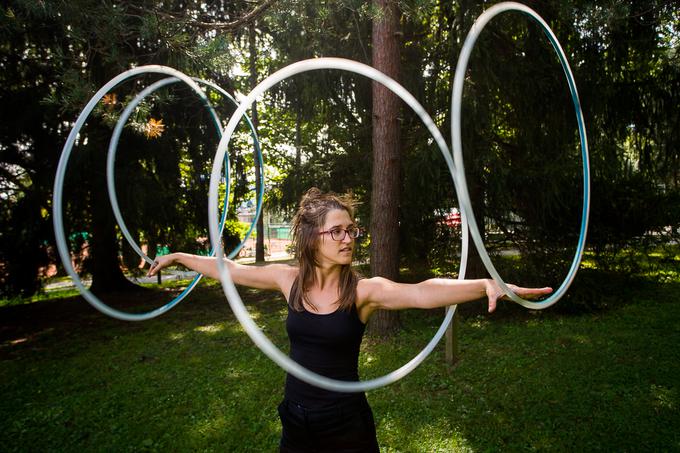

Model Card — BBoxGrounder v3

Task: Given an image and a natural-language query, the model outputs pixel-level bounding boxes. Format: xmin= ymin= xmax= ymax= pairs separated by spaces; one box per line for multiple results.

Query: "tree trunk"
xmin=88 ymin=128 xmax=138 ymax=295
xmin=368 ymin=0 xmax=401 ymax=337
xmin=249 ymin=22 xmax=266 ymax=263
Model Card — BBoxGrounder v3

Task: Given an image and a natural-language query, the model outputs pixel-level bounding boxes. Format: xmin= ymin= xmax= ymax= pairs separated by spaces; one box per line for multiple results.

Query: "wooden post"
xmin=445 ymin=308 xmax=460 ymax=364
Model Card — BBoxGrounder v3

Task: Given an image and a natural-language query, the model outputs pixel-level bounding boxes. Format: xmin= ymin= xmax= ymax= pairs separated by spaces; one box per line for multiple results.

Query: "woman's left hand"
xmin=484 ymin=280 xmax=553 ymax=313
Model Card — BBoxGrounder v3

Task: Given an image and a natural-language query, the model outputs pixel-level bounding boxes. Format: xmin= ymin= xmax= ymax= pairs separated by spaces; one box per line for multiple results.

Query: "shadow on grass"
xmin=0 ymin=284 xmax=290 ymax=451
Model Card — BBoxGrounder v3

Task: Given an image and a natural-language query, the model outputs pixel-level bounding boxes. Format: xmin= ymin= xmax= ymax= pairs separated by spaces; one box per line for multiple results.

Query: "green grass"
xmin=1 ymin=276 xmax=679 ymax=452
xmin=0 ymin=287 xmax=82 ymax=308
xmin=368 ymin=280 xmax=680 ymax=451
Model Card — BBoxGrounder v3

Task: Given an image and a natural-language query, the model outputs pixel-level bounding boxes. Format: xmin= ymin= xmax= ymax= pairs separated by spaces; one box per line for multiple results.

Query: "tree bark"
xmin=88 ymin=128 xmax=138 ymax=295
xmin=249 ymin=22 xmax=266 ymax=263
xmin=368 ymin=0 xmax=401 ymax=337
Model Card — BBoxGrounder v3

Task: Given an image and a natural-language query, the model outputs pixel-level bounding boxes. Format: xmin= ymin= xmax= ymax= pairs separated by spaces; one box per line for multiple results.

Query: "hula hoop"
xmin=104 ymin=74 xmax=264 ymax=318
xmin=209 ymin=57 xmax=470 ymax=393
xmin=450 ymin=2 xmax=590 ymax=309
xmin=53 ymin=65 xmax=262 ymax=321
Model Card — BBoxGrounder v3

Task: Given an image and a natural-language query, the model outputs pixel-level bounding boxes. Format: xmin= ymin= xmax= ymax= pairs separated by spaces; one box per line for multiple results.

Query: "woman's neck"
xmin=313 ymin=262 xmax=342 ymax=291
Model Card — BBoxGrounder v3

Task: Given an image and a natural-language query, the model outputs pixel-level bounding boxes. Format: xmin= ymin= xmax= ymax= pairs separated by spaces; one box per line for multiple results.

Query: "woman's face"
xmin=315 ymin=208 xmax=356 ymax=267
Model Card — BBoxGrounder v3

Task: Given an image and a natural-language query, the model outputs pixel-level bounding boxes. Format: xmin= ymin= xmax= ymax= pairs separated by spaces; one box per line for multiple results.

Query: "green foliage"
xmin=235 ymin=0 xmax=374 ymax=216
xmin=402 ymin=0 xmax=680 ymax=281
xmin=0 ymin=0 xmax=252 ymax=295
xmin=1 ymin=0 xmax=679 ymax=295
xmin=221 ymin=219 xmax=253 ymax=253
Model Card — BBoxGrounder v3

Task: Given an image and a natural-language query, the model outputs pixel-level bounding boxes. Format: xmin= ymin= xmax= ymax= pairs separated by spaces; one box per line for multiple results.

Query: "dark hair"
xmin=289 ymin=188 xmax=359 ymax=312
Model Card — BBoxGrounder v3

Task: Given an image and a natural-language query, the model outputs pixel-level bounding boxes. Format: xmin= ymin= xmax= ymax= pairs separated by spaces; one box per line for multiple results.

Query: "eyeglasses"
xmin=319 ymin=227 xmax=362 ymax=241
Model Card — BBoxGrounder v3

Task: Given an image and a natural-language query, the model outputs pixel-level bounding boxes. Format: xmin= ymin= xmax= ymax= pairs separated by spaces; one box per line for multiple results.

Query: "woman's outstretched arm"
xmin=147 ymin=252 xmax=296 ymax=293
xmin=356 ymin=277 xmax=552 ymax=321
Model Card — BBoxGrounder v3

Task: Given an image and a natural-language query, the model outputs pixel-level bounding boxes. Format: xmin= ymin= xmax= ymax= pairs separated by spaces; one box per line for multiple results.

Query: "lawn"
xmin=1 ymin=274 xmax=678 ymax=452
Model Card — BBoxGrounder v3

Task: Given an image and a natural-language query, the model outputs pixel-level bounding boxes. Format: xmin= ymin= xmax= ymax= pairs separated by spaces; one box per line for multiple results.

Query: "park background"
xmin=1 ymin=0 xmax=678 ymax=451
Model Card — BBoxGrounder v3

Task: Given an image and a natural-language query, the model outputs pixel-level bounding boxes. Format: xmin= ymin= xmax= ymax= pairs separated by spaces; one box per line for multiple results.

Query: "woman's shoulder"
xmin=357 ymin=276 xmax=391 ymax=288
xmin=269 ymin=263 xmax=298 ymax=299
xmin=355 ymin=277 xmax=391 ymax=323
xmin=270 ymin=263 xmax=298 ymax=280
xmin=356 ymin=276 xmax=390 ymax=303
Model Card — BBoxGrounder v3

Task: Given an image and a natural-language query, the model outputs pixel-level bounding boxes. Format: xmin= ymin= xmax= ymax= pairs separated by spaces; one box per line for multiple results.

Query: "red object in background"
xmin=444 ymin=211 xmax=461 ymax=228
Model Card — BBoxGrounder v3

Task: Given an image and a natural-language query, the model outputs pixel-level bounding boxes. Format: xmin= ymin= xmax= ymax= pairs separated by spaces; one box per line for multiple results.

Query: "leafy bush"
xmin=221 ymin=220 xmax=253 ymax=253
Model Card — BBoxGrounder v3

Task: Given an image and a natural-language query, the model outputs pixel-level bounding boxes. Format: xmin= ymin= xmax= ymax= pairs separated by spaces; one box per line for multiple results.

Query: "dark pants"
xmin=278 ymin=396 xmax=380 ymax=453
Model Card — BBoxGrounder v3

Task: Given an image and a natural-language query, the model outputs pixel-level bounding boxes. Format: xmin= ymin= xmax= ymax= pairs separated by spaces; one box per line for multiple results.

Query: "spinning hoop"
xmin=209 ymin=57 xmax=470 ymax=393
xmin=53 ymin=66 xmax=264 ymax=321
xmin=450 ymin=2 xmax=590 ymax=309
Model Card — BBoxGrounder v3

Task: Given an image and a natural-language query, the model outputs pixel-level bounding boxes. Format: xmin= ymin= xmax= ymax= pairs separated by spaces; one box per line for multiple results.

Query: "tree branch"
xmin=125 ymin=0 xmax=279 ymax=32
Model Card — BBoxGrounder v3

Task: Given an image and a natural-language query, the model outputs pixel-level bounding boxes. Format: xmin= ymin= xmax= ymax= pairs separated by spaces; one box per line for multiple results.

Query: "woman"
xmin=148 ymin=188 xmax=552 ymax=452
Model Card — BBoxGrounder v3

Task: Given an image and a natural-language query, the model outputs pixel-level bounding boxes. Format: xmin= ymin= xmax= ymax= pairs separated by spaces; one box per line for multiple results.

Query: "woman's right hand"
xmin=147 ymin=253 xmax=177 ymax=277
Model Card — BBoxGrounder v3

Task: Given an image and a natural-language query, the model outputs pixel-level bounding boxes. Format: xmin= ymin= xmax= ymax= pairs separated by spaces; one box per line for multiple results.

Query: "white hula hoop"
xmin=450 ymin=2 xmax=591 ymax=309
xmin=209 ymin=57 xmax=471 ymax=392
xmin=53 ymin=66 xmax=223 ymax=321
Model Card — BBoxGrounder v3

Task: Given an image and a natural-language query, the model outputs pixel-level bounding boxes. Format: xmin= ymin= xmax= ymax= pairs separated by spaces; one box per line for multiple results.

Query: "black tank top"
xmin=284 ymin=300 xmax=366 ymax=408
